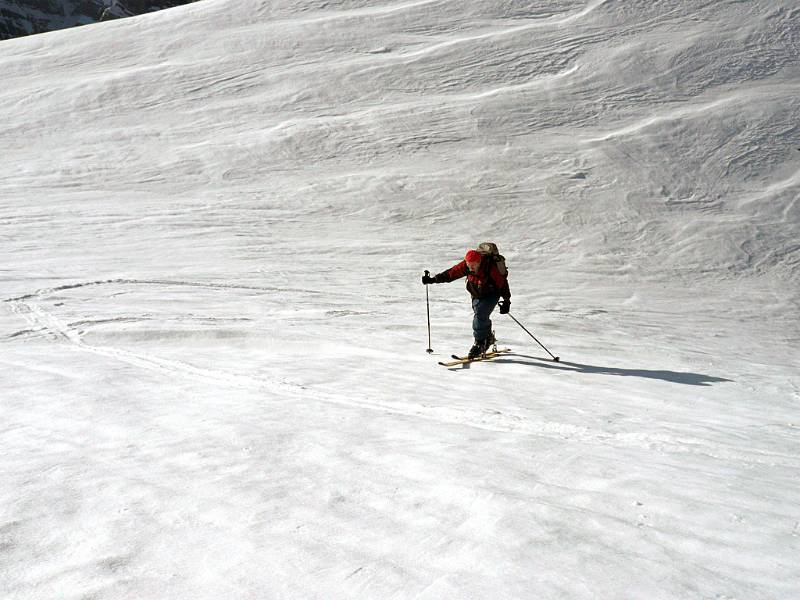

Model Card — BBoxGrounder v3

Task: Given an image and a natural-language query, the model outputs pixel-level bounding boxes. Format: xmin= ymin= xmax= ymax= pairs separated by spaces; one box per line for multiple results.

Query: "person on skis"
xmin=422 ymin=247 xmax=510 ymax=359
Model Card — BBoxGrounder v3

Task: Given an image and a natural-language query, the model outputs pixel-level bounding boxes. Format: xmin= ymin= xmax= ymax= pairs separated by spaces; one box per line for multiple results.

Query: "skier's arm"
xmin=433 ymin=261 xmax=468 ymax=283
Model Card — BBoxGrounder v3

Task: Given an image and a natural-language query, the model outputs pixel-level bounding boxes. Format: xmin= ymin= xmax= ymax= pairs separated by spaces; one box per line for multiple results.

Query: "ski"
xmin=438 ymin=348 xmax=511 ymax=367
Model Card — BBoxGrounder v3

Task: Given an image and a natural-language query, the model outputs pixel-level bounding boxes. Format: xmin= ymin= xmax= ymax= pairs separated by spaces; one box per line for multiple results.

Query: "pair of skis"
xmin=438 ymin=348 xmax=512 ymax=367
xmin=429 ymin=312 xmax=560 ymax=367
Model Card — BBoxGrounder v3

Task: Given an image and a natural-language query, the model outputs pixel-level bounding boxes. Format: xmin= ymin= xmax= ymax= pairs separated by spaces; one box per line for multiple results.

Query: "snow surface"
xmin=1 ymin=0 xmax=799 ymax=598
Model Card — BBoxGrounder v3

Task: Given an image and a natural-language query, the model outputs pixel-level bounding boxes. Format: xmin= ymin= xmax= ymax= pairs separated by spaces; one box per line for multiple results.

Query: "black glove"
xmin=422 ymin=273 xmax=435 ymax=285
xmin=499 ymin=299 xmax=510 ymax=314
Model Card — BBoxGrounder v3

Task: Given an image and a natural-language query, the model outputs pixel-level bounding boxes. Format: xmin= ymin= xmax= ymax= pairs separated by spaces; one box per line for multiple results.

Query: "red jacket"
xmin=434 ymin=255 xmax=510 ymax=300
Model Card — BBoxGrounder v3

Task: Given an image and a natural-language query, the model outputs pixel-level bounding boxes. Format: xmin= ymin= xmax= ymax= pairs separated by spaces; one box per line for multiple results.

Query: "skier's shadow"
xmin=485 ymin=354 xmax=732 ymax=386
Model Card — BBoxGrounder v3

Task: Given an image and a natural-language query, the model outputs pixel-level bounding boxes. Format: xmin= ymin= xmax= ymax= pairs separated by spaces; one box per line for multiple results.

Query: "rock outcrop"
xmin=0 ymin=0 xmax=197 ymax=40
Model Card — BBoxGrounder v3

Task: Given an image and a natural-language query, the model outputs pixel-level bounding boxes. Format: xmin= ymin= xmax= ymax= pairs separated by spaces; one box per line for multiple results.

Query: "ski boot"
xmin=468 ymin=340 xmax=484 ymax=360
xmin=485 ymin=331 xmax=497 ymax=353
xmin=467 ymin=332 xmax=496 ymax=359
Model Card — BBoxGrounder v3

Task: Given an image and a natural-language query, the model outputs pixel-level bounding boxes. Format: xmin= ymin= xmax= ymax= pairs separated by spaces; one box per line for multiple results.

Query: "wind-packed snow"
xmin=1 ymin=0 xmax=799 ymax=598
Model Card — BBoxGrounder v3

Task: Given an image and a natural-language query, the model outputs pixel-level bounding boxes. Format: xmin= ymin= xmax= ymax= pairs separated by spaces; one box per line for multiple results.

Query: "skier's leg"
xmin=472 ymin=295 xmax=500 ymax=343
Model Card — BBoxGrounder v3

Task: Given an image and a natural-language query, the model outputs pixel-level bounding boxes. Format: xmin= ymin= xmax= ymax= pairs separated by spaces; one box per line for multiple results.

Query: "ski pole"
xmin=506 ymin=312 xmax=560 ymax=362
xmin=424 ymin=270 xmax=433 ymax=353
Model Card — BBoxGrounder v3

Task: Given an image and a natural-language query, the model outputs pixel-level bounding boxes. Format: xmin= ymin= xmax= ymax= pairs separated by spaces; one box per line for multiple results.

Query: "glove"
xmin=499 ymin=299 xmax=510 ymax=314
xmin=422 ymin=273 xmax=435 ymax=285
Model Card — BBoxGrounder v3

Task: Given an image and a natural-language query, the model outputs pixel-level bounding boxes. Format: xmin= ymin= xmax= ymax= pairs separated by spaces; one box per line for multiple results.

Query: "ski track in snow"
xmin=5 ymin=281 xmax=796 ymax=472
xmin=2 ymin=0 xmax=800 ymax=597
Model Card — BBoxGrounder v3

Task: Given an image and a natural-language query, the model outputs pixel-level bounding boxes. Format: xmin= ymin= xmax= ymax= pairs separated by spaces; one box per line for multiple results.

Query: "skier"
xmin=422 ymin=248 xmax=511 ymax=359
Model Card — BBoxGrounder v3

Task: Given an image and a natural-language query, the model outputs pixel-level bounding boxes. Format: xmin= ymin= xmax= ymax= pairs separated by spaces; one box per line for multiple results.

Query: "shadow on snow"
xmin=451 ymin=354 xmax=732 ymax=386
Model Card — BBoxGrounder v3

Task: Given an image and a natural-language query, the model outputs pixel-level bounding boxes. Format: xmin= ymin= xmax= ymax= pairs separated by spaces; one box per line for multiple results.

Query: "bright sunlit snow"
xmin=1 ymin=1 xmax=799 ymax=598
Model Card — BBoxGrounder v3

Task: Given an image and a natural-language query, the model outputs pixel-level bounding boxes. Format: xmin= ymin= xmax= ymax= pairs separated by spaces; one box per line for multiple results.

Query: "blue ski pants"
xmin=472 ymin=294 xmax=500 ymax=342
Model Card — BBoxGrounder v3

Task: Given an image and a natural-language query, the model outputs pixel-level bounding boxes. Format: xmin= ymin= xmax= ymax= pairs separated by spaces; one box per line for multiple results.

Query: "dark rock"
xmin=0 ymin=0 xmax=198 ymax=40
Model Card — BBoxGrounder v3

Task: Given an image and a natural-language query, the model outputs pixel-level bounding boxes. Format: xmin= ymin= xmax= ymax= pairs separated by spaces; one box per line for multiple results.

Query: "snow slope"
xmin=1 ymin=0 xmax=799 ymax=598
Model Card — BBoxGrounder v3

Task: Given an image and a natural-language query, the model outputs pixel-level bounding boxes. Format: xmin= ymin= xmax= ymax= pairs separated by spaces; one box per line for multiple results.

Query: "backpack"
xmin=477 ymin=242 xmax=507 ymax=277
